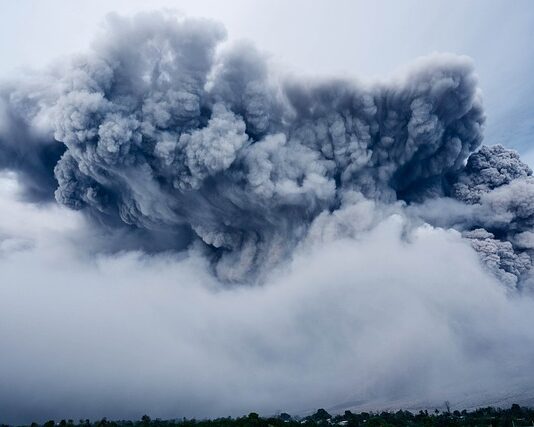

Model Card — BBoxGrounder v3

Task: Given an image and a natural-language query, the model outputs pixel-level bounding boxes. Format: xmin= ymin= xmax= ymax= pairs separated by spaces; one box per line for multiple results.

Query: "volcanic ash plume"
xmin=1 ymin=11 xmax=534 ymax=286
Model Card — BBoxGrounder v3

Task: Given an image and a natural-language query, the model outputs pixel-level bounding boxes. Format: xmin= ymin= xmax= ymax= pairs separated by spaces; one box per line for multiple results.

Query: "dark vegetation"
xmin=5 ymin=404 xmax=534 ymax=427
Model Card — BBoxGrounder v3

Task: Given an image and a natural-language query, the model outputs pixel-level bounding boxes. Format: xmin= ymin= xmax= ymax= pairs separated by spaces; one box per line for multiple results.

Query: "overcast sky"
xmin=1 ymin=0 xmax=533 ymax=157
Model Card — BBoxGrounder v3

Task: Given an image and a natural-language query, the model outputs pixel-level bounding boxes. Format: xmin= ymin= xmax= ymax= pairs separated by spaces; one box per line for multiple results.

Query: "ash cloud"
xmin=1 ymin=11 xmax=534 ymax=287
xmin=452 ymin=144 xmax=532 ymax=203
xmin=0 ymin=11 xmax=500 ymax=283
xmin=0 ymin=78 xmax=65 ymax=201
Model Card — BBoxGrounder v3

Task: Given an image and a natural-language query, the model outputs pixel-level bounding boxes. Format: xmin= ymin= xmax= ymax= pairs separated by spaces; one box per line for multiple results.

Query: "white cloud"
xmin=1 ymin=175 xmax=534 ymax=423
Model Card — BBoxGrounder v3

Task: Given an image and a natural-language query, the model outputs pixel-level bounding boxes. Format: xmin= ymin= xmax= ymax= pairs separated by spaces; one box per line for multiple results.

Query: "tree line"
xmin=4 ymin=404 xmax=534 ymax=427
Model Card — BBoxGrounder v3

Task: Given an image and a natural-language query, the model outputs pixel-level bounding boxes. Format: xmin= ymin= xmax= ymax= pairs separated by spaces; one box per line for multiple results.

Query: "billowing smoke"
xmin=2 ymin=11 xmax=534 ymax=286
xmin=0 ymin=11 xmax=501 ymax=283
xmin=4 ymin=11 xmax=532 ymax=287
xmin=2 ymin=10 xmax=534 ymax=423
xmin=414 ymin=145 xmax=534 ymax=288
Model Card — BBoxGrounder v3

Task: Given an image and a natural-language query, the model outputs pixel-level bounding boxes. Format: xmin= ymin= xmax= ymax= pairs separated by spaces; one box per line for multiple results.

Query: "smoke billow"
xmin=2 ymin=10 xmax=534 ymax=423
xmin=0 ymin=11 xmax=505 ymax=283
xmin=4 ymin=11 xmax=533 ymax=286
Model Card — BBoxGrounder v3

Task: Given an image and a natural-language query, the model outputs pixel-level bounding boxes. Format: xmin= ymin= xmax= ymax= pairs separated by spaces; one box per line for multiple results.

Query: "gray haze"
xmin=1 ymin=10 xmax=534 ymax=424
xmin=1 ymin=175 xmax=534 ymax=423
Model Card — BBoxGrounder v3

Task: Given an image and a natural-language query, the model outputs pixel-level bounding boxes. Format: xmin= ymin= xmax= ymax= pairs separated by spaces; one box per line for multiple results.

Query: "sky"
xmin=2 ymin=1 xmax=534 ymax=424
xmin=1 ymin=0 xmax=533 ymax=156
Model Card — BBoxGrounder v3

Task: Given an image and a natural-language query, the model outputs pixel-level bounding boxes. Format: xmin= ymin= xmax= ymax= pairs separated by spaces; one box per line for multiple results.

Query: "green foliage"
xmin=9 ymin=404 xmax=534 ymax=427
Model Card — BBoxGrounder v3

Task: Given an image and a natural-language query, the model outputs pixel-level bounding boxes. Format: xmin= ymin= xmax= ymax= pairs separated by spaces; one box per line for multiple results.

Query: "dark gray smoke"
xmin=446 ymin=145 xmax=534 ymax=287
xmin=0 ymin=78 xmax=65 ymax=201
xmin=1 ymin=11 xmax=534 ymax=286
xmin=452 ymin=144 xmax=532 ymax=203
